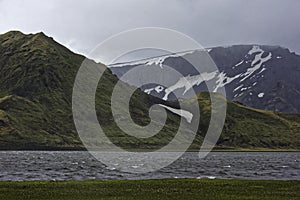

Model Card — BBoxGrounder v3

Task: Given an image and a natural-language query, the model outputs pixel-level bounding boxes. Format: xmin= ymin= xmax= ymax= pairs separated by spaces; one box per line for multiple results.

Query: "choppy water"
xmin=0 ymin=151 xmax=299 ymax=181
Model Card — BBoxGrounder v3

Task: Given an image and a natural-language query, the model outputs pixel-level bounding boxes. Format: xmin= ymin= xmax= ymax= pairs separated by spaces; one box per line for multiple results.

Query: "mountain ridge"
xmin=0 ymin=31 xmax=299 ymax=150
xmin=110 ymin=44 xmax=300 ymax=113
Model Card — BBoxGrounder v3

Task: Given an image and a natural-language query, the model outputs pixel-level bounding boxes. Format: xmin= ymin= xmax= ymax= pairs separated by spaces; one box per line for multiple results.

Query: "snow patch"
xmin=145 ymin=50 xmax=196 ymax=68
xmin=248 ymin=45 xmax=261 ymax=55
xmin=237 ymin=92 xmax=244 ymax=98
xmin=258 ymin=93 xmax=264 ymax=98
xmin=159 ymin=104 xmax=193 ymax=123
xmin=163 ymin=71 xmax=217 ymax=100
xmin=144 ymin=86 xmax=164 ymax=94
xmin=240 ymin=87 xmax=248 ymax=91
xmin=144 ymin=88 xmax=154 ymax=94
xmin=240 ymin=46 xmax=272 ymax=82
xmin=214 ymin=72 xmax=240 ymax=92
xmin=235 ymin=60 xmax=244 ymax=67
xmin=233 ymin=84 xmax=244 ymax=92
xmin=109 ymin=50 xmax=196 ymax=68
xmin=154 ymin=86 xmax=164 ymax=93
xmin=258 ymin=67 xmax=266 ymax=74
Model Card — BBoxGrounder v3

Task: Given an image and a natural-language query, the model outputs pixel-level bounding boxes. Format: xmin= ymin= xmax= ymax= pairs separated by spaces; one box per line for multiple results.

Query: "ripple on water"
xmin=0 ymin=151 xmax=299 ymax=181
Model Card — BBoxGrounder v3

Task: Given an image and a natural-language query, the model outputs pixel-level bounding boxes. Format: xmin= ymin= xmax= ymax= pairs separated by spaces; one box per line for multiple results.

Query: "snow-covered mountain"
xmin=109 ymin=45 xmax=300 ymax=113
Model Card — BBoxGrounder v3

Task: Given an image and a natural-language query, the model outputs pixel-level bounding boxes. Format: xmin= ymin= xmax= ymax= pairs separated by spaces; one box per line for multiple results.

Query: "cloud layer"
xmin=1 ymin=0 xmax=299 ymax=59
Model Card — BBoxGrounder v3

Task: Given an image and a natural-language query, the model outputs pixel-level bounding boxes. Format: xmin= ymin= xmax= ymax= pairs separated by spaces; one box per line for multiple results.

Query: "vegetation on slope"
xmin=0 ymin=31 xmax=299 ymax=150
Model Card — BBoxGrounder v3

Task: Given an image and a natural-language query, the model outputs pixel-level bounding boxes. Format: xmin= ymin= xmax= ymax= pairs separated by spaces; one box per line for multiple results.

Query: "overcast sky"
xmin=1 ymin=0 xmax=300 ymax=60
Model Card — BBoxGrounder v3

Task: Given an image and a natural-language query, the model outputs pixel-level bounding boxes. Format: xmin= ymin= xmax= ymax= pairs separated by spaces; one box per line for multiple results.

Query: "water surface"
xmin=0 ymin=151 xmax=299 ymax=181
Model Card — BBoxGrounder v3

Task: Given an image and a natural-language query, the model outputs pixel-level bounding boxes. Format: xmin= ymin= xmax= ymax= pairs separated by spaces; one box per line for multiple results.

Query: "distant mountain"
xmin=0 ymin=31 xmax=299 ymax=150
xmin=110 ymin=45 xmax=300 ymax=113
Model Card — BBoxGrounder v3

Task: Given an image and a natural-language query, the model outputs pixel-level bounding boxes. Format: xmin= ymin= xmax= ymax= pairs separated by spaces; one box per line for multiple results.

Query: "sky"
xmin=1 ymin=0 xmax=300 ymax=62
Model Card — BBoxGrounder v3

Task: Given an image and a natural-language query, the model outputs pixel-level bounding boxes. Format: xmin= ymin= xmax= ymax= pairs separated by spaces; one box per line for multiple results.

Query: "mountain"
xmin=0 ymin=31 xmax=299 ymax=150
xmin=110 ymin=45 xmax=300 ymax=113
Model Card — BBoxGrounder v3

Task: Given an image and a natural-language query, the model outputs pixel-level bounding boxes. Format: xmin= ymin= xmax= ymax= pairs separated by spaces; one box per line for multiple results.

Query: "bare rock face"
xmin=110 ymin=45 xmax=300 ymax=113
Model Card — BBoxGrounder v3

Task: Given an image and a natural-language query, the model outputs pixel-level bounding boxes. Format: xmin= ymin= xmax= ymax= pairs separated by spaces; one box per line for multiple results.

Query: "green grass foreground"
xmin=0 ymin=179 xmax=299 ymax=200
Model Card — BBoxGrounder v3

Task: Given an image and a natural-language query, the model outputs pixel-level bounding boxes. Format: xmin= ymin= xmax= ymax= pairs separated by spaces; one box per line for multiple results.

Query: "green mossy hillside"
xmin=0 ymin=31 xmax=299 ymax=150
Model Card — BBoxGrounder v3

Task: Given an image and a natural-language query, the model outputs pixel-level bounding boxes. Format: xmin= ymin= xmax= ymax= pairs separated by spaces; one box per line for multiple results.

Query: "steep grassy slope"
xmin=217 ymin=94 xmax=300 ymax=149
xmin=184 ymin=92 xmax=300 ymax=150
xmin=0 ymin=31 xmax=83 ymax=149
xmin=0 ymin=31 xmax=299 ymax=150
xmin=0 ymin=31 xmax=182 ymax=150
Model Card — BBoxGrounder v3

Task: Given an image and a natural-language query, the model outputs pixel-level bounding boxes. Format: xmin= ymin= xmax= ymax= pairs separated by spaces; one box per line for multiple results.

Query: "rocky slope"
xmin=110 ymin=45 xmax=300 ymax=113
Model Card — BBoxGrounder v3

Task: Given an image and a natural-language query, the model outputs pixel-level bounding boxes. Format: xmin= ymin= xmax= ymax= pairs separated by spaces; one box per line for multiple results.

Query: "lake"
xmin=0 ymin=151 xmax=299 ymax=181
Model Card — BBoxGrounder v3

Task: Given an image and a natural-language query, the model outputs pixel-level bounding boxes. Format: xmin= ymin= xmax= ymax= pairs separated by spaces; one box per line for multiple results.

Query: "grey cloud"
xmin=0 ymin=0 xmax=299 ymax=59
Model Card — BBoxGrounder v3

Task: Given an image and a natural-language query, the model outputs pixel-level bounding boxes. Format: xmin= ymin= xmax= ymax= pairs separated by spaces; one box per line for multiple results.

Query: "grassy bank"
xmin=0 ymin=179 xmax=299 ymax=200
